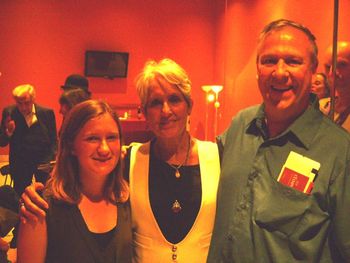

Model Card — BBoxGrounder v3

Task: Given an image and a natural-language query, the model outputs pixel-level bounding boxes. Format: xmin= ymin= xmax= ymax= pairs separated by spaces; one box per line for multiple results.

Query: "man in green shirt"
xmin=208 ymin=19 xmax=350 ymax=262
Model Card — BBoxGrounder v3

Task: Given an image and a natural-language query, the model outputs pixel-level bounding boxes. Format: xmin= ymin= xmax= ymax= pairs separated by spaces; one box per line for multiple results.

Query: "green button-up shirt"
xmin=208 ymin=100 xmax=350 ymax=262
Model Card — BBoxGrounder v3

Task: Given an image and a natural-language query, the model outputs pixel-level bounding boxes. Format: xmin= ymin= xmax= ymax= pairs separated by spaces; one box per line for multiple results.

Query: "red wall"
xmin=1 ymin=0 xmax=350 ymax=155
xmin=0 ymin=0 xmax=218 ymax=154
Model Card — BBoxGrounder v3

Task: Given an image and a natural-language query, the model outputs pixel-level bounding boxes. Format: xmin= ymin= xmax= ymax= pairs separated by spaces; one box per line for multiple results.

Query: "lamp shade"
xmin=211 ymin=85 xmax=223 ymax=94
xmin=201 ymin=85 xmax=212 ymax=92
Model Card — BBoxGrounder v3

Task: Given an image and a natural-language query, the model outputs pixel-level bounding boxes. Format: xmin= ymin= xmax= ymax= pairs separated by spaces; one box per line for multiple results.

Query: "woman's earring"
xmin=186 ymin=116 xmax=190 ymax=131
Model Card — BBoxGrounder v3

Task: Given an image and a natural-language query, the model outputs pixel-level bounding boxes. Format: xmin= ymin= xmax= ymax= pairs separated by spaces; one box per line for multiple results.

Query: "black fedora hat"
xmin=61 ymin=74 xmax=89 ymax=92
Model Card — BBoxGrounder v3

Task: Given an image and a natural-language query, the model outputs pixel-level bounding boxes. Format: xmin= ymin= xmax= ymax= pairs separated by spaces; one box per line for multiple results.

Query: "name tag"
xmin=277 ymin=151 xmax=320 ymax=194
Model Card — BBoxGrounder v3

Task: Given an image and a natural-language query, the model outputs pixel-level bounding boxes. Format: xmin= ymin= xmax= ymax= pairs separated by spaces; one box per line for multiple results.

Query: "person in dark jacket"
xmin=0 ymin=84 xmax=57 ymax=198
xmin=0 ymin=84 xmax=57 ymax=248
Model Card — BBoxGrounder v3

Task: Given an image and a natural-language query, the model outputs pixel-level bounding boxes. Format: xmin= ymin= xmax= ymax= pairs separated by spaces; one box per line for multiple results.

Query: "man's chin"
xmin=265 ymin=102 xmax=291 ymax=115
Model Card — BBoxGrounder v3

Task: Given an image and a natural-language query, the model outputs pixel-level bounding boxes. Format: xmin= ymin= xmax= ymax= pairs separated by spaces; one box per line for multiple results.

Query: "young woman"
xmin=17 ymin=100 xmax=131 ymax=263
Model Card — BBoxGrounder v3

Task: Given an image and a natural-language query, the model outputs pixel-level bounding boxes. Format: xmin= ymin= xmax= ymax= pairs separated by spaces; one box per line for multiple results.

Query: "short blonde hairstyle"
xmin=12 ymin=84 xmax=36 ymax=100
xmin=135 ymin=58 xmax=192 ymax=108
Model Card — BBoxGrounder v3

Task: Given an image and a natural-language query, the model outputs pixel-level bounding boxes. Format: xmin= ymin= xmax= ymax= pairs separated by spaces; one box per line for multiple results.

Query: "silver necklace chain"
xmin=167 ymin=136 xmax=191 ymax=179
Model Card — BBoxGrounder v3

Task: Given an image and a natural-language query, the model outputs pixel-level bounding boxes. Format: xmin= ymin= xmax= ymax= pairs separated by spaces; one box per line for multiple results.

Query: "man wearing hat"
xmin=61 ymin=74 xmax=91 ymax=96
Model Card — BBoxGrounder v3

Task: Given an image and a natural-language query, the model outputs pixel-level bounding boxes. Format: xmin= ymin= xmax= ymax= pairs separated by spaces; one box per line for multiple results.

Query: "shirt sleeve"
xmin=328 ymin=158 xmax=350 ymax=260
xmin=0 ymin=108 xmax=11 ymax=147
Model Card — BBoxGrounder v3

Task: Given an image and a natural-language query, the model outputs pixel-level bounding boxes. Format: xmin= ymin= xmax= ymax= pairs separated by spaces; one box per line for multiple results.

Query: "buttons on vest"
xmin=172 ymin=245 xmax=178 ymax=261
xmin=172 ymin=253 xmax=177 ymax=261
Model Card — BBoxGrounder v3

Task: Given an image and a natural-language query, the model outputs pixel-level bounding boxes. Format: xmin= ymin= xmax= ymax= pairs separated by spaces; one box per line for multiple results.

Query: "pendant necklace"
xmin=168 ymin=136 xmax=191 ymax=179
xmin=172 ymin=200 xmax=182 ymax=213
xmin=167 ymin=136 xmax=191 ymax=213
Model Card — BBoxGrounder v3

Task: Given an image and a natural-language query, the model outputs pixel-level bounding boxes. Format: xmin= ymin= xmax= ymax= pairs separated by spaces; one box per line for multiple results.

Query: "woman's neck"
xmin=153 ymin=131 xmax=191 ymax=164
xmin=79 ymin=194 xmax=117 ymax=233
xmin=80 ymin=176 xmax=106 ymax=202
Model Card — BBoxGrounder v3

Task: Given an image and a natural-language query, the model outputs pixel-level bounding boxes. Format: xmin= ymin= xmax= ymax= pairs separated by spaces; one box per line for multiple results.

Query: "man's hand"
xmin=19 ymin=183 xmax=48 ymax=224
xmin=4 ymin=116 xmax=15 ymax=137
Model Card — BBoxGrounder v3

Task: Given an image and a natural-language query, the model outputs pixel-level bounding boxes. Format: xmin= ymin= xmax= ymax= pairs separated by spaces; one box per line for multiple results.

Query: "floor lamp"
xmin=211 ymin=85 xmax=223 ymax=138
xmin=201 ymin=85 xmax=223 ymax=140
xmin=201 ymin=85 xmax=212 ymax=140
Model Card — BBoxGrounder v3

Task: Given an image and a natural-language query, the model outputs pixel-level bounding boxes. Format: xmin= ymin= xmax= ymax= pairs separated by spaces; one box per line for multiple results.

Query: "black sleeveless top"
xmin=90 ymin=226 xmax=116 ymax=250
xmin=45 ymin=199 xmax=132 ymax=263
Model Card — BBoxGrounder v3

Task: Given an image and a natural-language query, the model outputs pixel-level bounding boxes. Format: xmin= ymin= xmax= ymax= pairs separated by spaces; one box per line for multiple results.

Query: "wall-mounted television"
xmin=84 ymin=50 xmax=129 ymax=79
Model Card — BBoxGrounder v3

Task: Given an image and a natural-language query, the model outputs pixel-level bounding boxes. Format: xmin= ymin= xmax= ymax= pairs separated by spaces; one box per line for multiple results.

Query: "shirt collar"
xmin=31 ymin=104 xmax=36 ymax=115
xmin=24 ymin=104 xmax=36 ymax=117
xmin=247 ymin=94 xmax=323 ymax=149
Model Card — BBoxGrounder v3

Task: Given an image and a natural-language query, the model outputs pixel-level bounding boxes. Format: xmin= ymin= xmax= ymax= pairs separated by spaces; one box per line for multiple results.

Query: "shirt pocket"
xmin=253 ymin=176 xmax=311 ymax=237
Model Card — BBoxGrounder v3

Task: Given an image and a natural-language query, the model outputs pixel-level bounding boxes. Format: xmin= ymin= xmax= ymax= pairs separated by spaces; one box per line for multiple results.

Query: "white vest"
xmin=129 ymin=140 xmax=220 ymax=263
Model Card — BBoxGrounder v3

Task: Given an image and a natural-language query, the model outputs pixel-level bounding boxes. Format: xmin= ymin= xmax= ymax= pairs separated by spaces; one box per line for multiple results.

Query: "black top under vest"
xmin=125 ymin=142 xmax=202 ymax=244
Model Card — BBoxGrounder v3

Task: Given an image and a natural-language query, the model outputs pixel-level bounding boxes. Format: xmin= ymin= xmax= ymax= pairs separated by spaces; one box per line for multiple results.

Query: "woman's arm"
xmin=17 ymin=215 xmax=47 ymax=263
xmin=17 ymin=183 xmax=49 ymax=263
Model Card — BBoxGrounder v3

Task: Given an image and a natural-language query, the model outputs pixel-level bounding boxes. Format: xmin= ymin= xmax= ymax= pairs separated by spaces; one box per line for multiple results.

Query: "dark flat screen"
xmin=85 ymin=51 xmax=129 ymax=78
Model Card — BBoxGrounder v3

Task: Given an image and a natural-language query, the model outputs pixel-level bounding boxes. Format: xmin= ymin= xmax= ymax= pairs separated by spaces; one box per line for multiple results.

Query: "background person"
xmin=36 ymin=88 xmax=90 ymax=175
xmin=0 ymin=84 xmax=57 ymax=196
xmin=17 ymin=100 xmax=131 ymax=263
xmin=61 ymin=74 xmax=91 ymax=96
xmin=59 ymin=88 xmax=91 ymax=118
xmin=311 ymin=72 xmax=330 ymax=100
xmin=323 ymin=41 xmax=350 ymax=131
xmin=0 ymin=84 xmax=57 ymax=248
xmin=208 ymin=19 xmax=350 ymax=262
